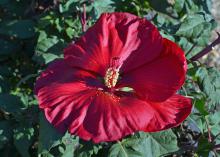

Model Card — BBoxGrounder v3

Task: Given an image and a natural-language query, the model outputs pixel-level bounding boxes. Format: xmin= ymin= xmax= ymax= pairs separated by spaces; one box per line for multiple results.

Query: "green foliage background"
xmin=0 ymin=0 xmax=220 ymax=156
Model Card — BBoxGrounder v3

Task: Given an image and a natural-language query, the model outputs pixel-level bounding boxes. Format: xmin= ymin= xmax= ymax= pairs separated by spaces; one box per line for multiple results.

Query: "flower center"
xmin=104 ymin=57 xmax=120 ymax=88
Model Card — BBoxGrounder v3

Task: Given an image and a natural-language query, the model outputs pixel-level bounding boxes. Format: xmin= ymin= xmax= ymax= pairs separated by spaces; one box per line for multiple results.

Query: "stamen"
xmin=104 ymin=57 xmax=120 ymax=88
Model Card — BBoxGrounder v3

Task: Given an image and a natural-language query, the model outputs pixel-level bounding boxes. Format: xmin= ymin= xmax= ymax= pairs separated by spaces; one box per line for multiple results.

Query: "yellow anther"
xmin=104 ymin=67 xmax=119 ymax=88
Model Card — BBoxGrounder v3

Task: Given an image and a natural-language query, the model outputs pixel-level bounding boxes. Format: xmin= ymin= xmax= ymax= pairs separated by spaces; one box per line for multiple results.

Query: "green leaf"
xmin=173 ymin=0 xmax=211 ymax=14
xmin=35 ymin=33 xmax=60 ymax=53
xmin=0 ymin=76 xmax=10 ymax=93
xmin=207 ymin=111 xmax=220 ymax=136
xmin=13 ymin=126 xmax=34 ymax=157
xmin=174 ymin=0 xmax=185 ymax=13
xmin=66 ymin=27 xmax=75 ymax=39
xmin=0 ymin=39 xmax=21 ymax=57
xmin=197 ymin=136 xmax=213 ymax=156
xmin=0 ymin=66 xmax=12 ymax=77
xmin=194 ymin=98 xmax=209 ymax=116
xmin=0 ymin=20 xmax=35 ymax=39
xmin=38 ymin=112 xmax=63 ymax=154
xmin=108 ymin=130 xmax=178 ymax=157
xmin=92 ymin=0 xmax=115 ymax=18
xmin=187 ymin=114 xmax=205 ymax=133
xmin=178 ymin=37 xmax=193 ymax=53
xmin=196 ymin=67 xmax=220 ymax=108
xmin=148 ymin=0 xmax=171 ymax=15
xmin=0 ymin=94 xmax=24 ymax=113
xmin=59 ymin=132 xmax=79 ymax=157
xmin=0 ymin=121 xmax=13 ymax=149
xmin=108 ymin=140 xmax=142 ymax=157
xmin=0 ymin=0 xmax=9 ymax=5
xmin=176 ymin=13 xmax=216 ymax=46
xmin=33 ymin=31 xmax=65 ymax=64
xmin=58 ymin=0 xmax=81 ymax=13
xmin=137 ymin=130 xmax=179 ymax=157
xmin=75 ymin=140 xmax=102 ymax=157
xmin=0 ymin=0 xmax=32 ymax=18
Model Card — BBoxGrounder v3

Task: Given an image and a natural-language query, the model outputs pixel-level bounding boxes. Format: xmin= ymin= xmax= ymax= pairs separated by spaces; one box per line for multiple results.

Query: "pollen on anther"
xmin=104 ymin=57 xmax=120 ymax=88
xmin=104 ymin=67 xmax=119 ymax=88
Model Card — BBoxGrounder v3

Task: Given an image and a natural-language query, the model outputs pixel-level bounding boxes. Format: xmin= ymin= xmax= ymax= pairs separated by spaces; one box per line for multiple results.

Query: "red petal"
xmin=42 ymin=82 xmax=96 ymax=133
xmin=143 ymin=94 xmax=192 ymax=132
xmin=34 ymin=59 xmax=103 ymax=97
xmin=64 ymin=12 xmax=162 ymax=76
xmin=37 ymin=73 xmax=191 ymax=143
xmin=118 ymin=38 xmax=187 ymax=102
xmin=34 ymin=59 xmax=74 ymax=94
xmin=71 ymin=93 xmax=191 ymax=143
xmin=34 ymin=59 xmax=101 ymax=132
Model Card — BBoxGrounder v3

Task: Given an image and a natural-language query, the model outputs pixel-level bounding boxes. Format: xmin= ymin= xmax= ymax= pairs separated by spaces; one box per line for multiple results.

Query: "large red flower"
xmin=35 ymin=12 xmax=192 ymax=143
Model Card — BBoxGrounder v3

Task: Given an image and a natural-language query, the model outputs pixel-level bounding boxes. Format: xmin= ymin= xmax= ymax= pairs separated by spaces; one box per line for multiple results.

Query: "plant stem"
xmin=214 ymin=144 xmax=220 ymax=150
xmin=190 ymin=32 xmax=220 ymax=61
xmin=80 ymin=3 xmax=87 ymax=32
xmin=205 ymin=116 xmax=212 ymax=143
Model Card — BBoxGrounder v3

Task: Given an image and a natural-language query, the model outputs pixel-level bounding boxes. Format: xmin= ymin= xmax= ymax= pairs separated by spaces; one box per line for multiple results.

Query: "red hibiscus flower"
xmin=35 ymin=12 xmax=192 ymax=143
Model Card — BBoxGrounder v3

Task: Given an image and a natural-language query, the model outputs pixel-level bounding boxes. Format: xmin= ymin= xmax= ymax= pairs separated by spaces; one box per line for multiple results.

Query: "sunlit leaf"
xmin=196 ymin=67 xmax=220 ymax=108
xmin=108 ymin=130 xmax=178 ymax=157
